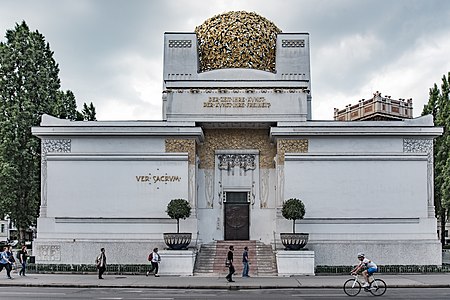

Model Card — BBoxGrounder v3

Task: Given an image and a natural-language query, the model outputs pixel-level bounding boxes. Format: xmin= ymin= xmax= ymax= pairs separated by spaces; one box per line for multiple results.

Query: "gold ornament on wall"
xmin=198 ymin=129 xmax=276 ymax=169
xmin=195 ymin=11 xmax=281 ymax=73
xmin=165 ymin=139 xmax=196 ymax=165
xmin=277 ymin=139 xmax=308 ymax=164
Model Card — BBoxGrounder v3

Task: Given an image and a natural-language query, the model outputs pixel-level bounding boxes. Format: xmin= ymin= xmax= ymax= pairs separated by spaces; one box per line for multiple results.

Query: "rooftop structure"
xmin=334 ymin=91 xmax=413 ymax=121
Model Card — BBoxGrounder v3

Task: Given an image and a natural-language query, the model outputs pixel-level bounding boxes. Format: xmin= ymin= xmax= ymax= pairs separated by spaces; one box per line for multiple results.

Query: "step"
xmin=194 ymin=240 xmax=277 ymax=276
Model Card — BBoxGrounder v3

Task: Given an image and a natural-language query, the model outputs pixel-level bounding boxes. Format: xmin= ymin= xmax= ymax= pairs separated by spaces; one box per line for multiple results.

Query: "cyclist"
xmin=351 ymin=253 xmax=378 ymax=288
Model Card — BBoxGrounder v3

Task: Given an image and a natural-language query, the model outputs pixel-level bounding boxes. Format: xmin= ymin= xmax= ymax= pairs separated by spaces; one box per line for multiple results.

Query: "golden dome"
xmin=195 ymin=11 xmax=281 ymax=73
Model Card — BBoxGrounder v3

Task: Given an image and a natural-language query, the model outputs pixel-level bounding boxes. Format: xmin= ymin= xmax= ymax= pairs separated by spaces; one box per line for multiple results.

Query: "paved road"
xmin=1 ymin=287 xmax=450 ymax=299
xmin=2 ymin=273 xmax=450 ymax=288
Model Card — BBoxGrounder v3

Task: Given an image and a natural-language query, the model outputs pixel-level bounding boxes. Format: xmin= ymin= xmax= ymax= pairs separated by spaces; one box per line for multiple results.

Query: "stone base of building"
xmin=276 ymin=250 xmax=315 ymax=276
xmin=308 ymin=240 xmax=442 ymax=266
xmin=32 ymin=238 xmax=196 ymax=269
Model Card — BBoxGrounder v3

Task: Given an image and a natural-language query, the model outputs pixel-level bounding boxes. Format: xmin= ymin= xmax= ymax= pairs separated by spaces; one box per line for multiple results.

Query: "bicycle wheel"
xmin=369 ymin=279 xmax=387 ymax=296
xmin=343 ymin=279 xmax=361 ymax=296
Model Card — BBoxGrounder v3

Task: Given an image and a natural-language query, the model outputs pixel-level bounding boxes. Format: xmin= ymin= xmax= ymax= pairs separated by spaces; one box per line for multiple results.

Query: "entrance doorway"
xmin=224 ymin=192 xmax=249 ymax=240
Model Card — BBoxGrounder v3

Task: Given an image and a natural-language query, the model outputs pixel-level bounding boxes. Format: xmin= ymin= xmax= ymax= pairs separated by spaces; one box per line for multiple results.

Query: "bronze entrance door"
xmin=224 ymin=192 xmax=249 ymax=240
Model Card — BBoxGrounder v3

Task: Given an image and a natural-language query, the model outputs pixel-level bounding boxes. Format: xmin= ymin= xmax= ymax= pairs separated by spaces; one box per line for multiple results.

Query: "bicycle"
xmin=343 ymin=273 xmax=387 ymax=296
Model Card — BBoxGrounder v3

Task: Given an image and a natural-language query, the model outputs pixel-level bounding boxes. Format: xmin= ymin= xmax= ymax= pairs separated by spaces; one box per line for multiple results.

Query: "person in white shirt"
xmin=351 ymin=253 xmax=378 ymax=288
xmin=146 ymin=247 xmax=161 ymax=277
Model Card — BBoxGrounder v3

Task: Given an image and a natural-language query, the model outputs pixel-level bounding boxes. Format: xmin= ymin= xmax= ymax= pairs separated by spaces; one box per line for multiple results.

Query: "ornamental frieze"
xmin=198 ymin=129 xmax=276 ymax=169
xmin=403 ymin=138 xmax=433 ymax=163
xmin=165 ymin=139 xmax=196 ymax=165
xmin=218 ymin=154 xmax=256 ymax=171
xmin=277 ymin=139 xmax=308 ymax=164
xmin=42 ymin=139 xmax=71 ymax=155
xmin=403 ymin=138 xmax=432 ymax=153
xmin=167 ymin=88 xmax=306 ymax=94
xmin=403 ymin=138 xmax=434 ymax=214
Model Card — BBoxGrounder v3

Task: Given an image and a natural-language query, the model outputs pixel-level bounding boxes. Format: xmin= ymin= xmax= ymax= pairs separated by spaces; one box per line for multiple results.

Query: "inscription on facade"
xmin=136 ymin=174 xmax=182 ymax=184
xmin=203 ymin=97 xmax=271 ymax=108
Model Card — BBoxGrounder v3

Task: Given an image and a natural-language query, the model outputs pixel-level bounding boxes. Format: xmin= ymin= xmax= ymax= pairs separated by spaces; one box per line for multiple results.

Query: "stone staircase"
xmin=193 ymin=240 xmax=277 ymax=276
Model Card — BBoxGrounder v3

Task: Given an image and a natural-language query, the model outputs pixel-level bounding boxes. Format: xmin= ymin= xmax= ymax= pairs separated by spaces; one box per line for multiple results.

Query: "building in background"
xmin=334 ymin=91 xmax=413 ymax=121
xmin=0 ymin=218 xmax=9 ymax=243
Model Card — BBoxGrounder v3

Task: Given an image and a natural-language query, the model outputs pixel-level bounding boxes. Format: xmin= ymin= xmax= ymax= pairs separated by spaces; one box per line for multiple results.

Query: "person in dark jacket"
xmin=18 ymin=245 xmax=28 ymax=276
xmin=95 ymin=248 xmax=107 ymax=279
xmin=225 ymin=245 xmax=235 ymax=282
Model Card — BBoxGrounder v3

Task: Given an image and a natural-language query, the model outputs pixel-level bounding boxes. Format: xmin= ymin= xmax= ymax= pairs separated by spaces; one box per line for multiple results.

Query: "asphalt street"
xmin=1 ymin=287 xmax=450 ymax=300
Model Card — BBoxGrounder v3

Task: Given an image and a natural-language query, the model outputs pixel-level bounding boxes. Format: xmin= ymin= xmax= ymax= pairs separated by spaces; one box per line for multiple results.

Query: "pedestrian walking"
xmin=146 ymin=247 xmax=161 ymax=277
xmin=18 ymin=245 xmax=28 ymax=276
xmin=242 ymin=246 xmax=250 ymax=277
xmin=6 ymin=246 xmax=16 ymax=274
xmin=0 ymin=246 xmax=13 ymax=279
xmin=225 ymin=245 xmax=235 ymax=282
xmin=95 ymin=248 xmax=107 ymax=279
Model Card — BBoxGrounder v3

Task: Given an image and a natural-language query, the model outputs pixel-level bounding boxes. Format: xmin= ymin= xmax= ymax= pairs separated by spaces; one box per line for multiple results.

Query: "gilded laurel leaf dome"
xmin=195 ymin=11 xmax=281 ymax=73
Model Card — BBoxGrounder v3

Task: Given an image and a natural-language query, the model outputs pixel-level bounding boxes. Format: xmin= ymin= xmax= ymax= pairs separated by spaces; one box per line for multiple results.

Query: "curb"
xmin=1 ymin=283 xmax=450 ymax=289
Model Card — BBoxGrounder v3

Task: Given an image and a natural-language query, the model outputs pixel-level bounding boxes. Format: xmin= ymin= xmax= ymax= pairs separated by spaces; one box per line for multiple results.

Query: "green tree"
xmin=81 ymin=102 xmax=97 ymax=121
xmin=53 ymin=90 xmax=78 ymax=120
xmin=0 ymin=21 xmax=61 ymax=241
xmin=166 ymin=199 xmax=191 ymax=233
xmin=281 ymin=198 xmax=305 ymax=233
xmin=422 ymin=72 xmax=450 ymax=246
xmin=0 ymin=21 xmax=97 ymax=241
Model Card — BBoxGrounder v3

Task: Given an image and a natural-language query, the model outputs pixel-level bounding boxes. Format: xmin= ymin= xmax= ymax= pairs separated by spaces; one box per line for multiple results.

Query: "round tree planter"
xmin=163 ymin=233 xmax=192 ymax=250
xmin=280 ymin=233 xmax=309 ymax=250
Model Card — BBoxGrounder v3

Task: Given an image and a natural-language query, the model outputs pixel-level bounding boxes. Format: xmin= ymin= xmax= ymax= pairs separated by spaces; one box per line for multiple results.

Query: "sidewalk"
xmin=0 ymin=273 xmax=449 ymax=289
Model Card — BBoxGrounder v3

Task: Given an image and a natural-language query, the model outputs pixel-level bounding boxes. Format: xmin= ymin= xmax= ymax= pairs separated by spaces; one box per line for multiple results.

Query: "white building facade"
xmin=32 ymin=12 xmax=442 ymax=267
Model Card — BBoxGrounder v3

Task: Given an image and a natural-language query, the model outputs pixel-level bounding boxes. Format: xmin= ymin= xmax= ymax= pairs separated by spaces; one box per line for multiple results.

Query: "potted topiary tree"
xmin=163 ymin=198 xmax=192 ymax=250
xmin=280 ymin=198 xmax=309 ymax=250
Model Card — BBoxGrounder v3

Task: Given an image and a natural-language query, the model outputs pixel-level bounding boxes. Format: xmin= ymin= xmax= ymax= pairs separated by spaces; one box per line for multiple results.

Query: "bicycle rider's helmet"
xmin=357 ymin=253 xmax=365 ymax=258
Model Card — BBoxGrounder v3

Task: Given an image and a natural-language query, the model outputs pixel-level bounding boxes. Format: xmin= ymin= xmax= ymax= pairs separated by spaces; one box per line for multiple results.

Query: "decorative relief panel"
xmin=403 ymin=138 xmax=433 ymax=162
xmin=198 ymin=129 xmax=276 ymax=169
xmin=41 ymin=139 xmax=71 ymax=216
xmin=204 ymin=170 xmax=214 ymax=208
xmin=260 ymin=169 xmax=270 ymax=208
xmin=218 ymin=154 xmax=256 ymax=171
xmin=277 ymin=139 xmax=309 ymax=164
xmin=36 ymin=245 xmax=61 ymax=261
xmin=168 ymin=88 xmax=305 ymax=94
xmin=168 ymin=40 xmax=192 ymax=48
xmin=165 ymin=139 xmax=196 ymax=165
xmin=403 ymin=138 xmax=434 ymax=216
xmin=282 ymin=39 xmax=305 ymax=48
xmin=42 ymin=139 xmax=71 ymax=156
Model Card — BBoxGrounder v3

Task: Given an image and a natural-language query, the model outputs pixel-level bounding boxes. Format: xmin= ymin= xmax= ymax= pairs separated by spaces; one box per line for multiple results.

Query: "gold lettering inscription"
xmin=136 ymin=175 xmax=151 ymax=182
xmin=153 ymin=175 xmax=182 ymax=183
xmin=203 ymin=96 xmax=271 ymax=108
xmin=136 ymin=174 xmax=182 ymax=184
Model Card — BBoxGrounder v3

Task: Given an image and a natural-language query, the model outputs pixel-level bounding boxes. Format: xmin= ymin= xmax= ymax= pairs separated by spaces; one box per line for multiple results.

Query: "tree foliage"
xmin=0 ymin=21 xmax=96 ymax=240
xmin=422 ymin=72 xmax=450 ymax=246
xmin=81 ymin=102 xmax=97 ymax=121
xmin=281 ymin=198 xmax=305 ymax=234
xmin=166 ymin=199 xmax=191 ymax=233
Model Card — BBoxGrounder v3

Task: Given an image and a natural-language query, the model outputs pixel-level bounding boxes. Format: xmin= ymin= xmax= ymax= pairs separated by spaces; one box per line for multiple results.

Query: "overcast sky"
xmin=2 ymin=0 xmax=450 ymax=121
